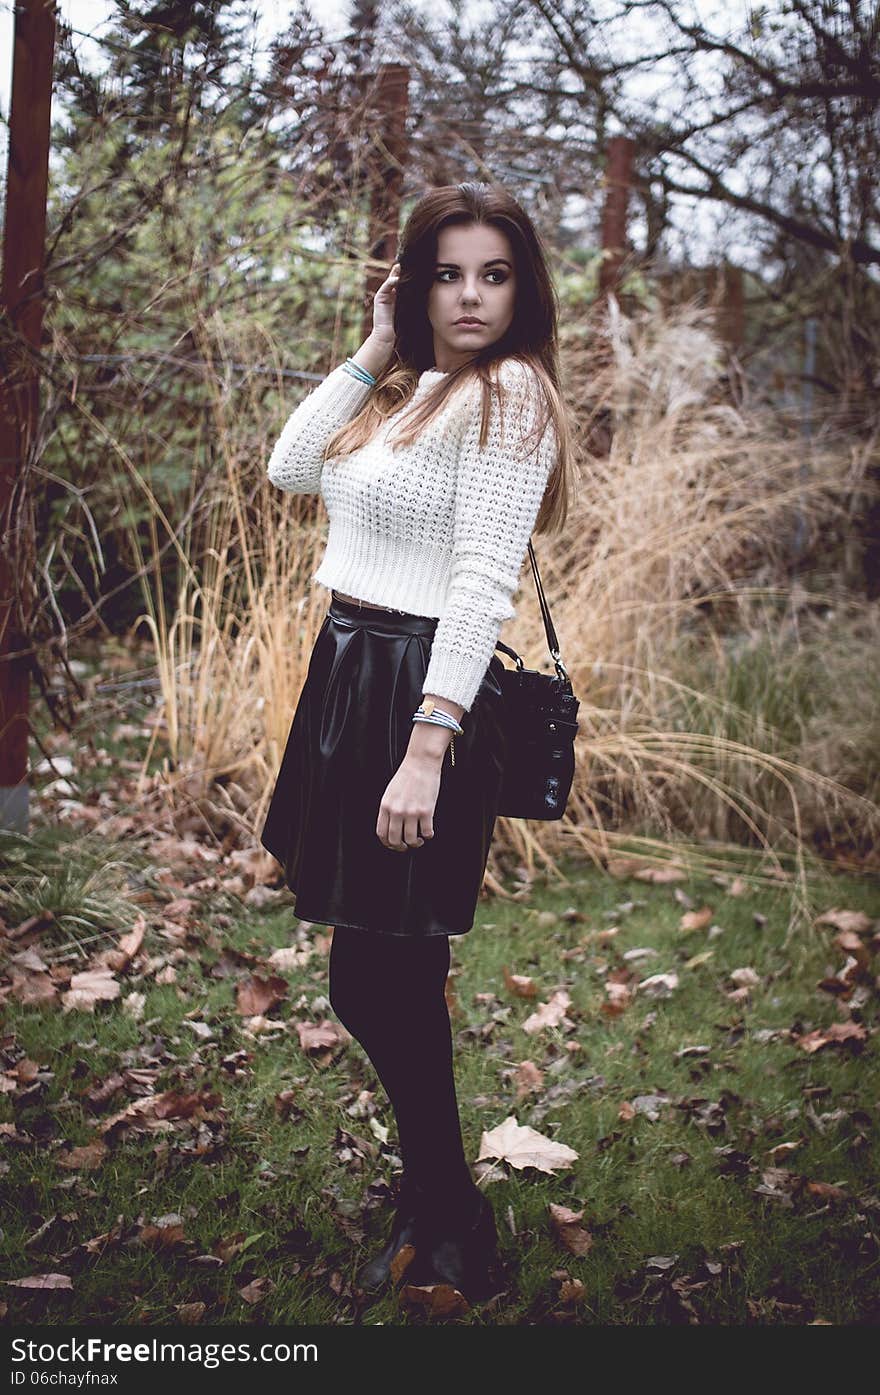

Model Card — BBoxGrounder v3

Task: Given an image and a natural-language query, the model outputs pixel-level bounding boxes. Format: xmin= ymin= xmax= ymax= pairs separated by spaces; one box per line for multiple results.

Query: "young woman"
xmin=260 ymin=181 xmax=573 ymax=1304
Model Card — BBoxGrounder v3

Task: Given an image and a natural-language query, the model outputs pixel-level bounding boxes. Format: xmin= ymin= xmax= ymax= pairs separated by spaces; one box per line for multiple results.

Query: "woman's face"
xmin=426 ymin=221 xmax=517 ymax=371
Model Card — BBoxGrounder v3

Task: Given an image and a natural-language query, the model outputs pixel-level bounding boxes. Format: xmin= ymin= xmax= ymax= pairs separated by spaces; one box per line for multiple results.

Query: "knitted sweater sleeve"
xmin=265 ymin=363 xmax=374 ymax=493
xmin=421 ymin=359 xmax=558 ymax=712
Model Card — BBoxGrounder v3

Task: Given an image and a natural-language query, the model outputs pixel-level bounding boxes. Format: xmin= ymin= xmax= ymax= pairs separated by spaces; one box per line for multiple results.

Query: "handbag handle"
xmin=494 ymin=538 xmax=570 ymax=681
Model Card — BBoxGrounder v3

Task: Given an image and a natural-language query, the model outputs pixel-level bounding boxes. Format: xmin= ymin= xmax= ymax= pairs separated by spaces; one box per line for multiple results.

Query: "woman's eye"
xmin=435 ymin=270 xmax=507 ymax=283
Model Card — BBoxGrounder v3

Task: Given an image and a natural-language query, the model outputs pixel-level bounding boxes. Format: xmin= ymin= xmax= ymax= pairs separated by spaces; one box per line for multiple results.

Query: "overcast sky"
xmin=0 ymin=0 xmax=744 ymax=262
xmin=0 ymin=0 xmax=360 ymax=117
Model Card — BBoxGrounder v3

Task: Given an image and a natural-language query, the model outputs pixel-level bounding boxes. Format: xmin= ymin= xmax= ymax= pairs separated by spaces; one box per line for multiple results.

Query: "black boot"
xmin=403 ymin=1187 xmax=500 ymax=1302
xmin=358 ymin=1176 xmax=425 ymax=1292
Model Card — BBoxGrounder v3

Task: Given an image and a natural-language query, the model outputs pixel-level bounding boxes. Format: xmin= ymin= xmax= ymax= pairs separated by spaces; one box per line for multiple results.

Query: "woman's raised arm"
xmin=265 ymin=333 xmax=395 ymax=494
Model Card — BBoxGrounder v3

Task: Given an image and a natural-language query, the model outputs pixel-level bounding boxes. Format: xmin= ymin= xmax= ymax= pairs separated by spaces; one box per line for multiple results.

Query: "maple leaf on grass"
xmin=61 ymin=968 xmax=121 ymax=1013
xmin=521 ymin=989 xmax=573 ymax=1035
xmin=477 ymin=1115 xmax=578 ymax=1175
xmin=295 ymin=1019 xmax=346 ymax=1054
xmin=235 ymin=973 xmax=288 ymax=1016
xmin=794 ymin=1021 xmax=867 ymax=1053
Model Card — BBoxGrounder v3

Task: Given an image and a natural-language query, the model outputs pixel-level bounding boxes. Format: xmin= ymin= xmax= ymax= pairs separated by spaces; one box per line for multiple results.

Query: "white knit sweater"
xmin=265 ymin=356 xmax=557 ymax=712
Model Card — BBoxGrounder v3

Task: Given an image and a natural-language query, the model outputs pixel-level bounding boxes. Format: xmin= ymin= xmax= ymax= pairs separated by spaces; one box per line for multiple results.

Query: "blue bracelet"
xmin=342 ymin=357 xmax=377 ymax=386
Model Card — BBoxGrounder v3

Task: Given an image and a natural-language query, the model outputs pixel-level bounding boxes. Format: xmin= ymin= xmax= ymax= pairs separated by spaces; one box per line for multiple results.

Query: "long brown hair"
xmin=324 ymin=181 xmax=574 ymax=535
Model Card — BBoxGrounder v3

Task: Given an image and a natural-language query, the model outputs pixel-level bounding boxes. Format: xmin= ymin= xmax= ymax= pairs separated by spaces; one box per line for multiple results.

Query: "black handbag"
xmin=492 ymin=540 xmax=580 ymax=820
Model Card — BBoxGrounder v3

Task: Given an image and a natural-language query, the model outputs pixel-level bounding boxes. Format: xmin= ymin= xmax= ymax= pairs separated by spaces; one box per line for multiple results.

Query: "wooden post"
xmin=360 ymin=63 xmax=409 ymax=346
xmin=721 ymin=262 xmax=744 ymax=351
xmin=598 ymin=135 xmax=636 ymax=299
xmin=0 ymin=0 xmax=56 ymax=832
xmin=586 ymin=136 xmax=637 ymax=459
xmin=705 ymin=260 xmax=744 ymax=351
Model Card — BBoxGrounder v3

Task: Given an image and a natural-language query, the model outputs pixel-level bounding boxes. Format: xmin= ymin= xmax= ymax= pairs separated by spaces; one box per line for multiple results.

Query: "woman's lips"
xmin=455 ymin=321 xmax=485 ymax=328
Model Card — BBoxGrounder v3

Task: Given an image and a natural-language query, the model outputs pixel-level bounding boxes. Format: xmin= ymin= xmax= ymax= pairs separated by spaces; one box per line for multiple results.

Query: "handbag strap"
xmin=494 ymin=539 xmax=569 ymax=680
xmin=526 ymin=539 xmax=565 ymax=667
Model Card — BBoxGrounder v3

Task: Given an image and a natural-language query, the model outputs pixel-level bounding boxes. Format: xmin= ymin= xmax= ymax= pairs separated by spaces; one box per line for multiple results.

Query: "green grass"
xmin=2 ymin=818 xmax=878 ymax=1326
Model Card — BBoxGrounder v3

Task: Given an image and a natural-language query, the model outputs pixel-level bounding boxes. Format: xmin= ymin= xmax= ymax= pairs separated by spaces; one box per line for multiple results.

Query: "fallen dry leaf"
xmin=295 ymin=1019 xmax=345 ymax=1054
xmin=267 ymin=944 xmax=313 ymax=972
xmin=602 ymin=981 xmax=633 ymax=1015
xmin=12 ymin=1059 xmax=41 ymax=1083
xmin=235 ymin=973 xmax=288 ymax=1017
xmin=137 ymin=1221 xmax=186 ymax=1249
xmin=637 ymin=972 xmax=679 ymax=997
xmin=99 ymin=914 xmax=147 ymax=972
xmin=834 ymin=931 xmax=873 ymax=971
xmin=3 ymin=1272 xmax=73 ymax=1290
xmin=99 ymin=1088 xmax=223 ymax=1139
xmin=634 ymin=864 xmax=687 ymax=883
xmin=390 ymin=1242 xmax=417 ymax=1285
xmin=679 ymin=907 xmax=713 ymax=932
xmin=502 ymin=965 xmax=539 ymax=999
xmin=521 ymin=989 xmax=572 ymax=1035
xmin=548 ymin=1203 xmax=594 ymax=1256
xmin=804 ymin=1180 xmax=849 ymax=1201
xmin=817 ymin=957 xmax=863 ymax=996
xmin=56 ymin=1141 xmax=109 ymax=1171
xmin=238 ymin=1276 xmax=274 ymax=1305
xmin=795 ymin=1021 xmax=868 ymax=1052
xmin=767 ymin=1141 xmax=802 ymax=1162
xmin=514 ymin=1060 xmax=544 ymax=1097
xmin=153 ymin=1090 xmax=222 ymax=1121
xmin=477 ymin=1115 xmax=578 ymax=1174
xmin=558 ymin=1276 xmax=588 ymax=1304
xmin=730 ymin=967 xmax=761 ymax=987
xmin=400 ymin=1281 xmax=470 ymax=1317
xmin=815 ymin=909 xmax=872 ymax=935
xmin=163 ymin=897 xmax=196 ymax=925
xmin=629 ymin=1092 xmax=672 ymax=1121
xmin=9 ymin=971 xmax=57 ymax=1006
xmin=606 ymin=857 xmax=648 ymax=878
xmin=61 ymin=968 xmax=121 ymax=1013
xmin=176 ymin=1302 xmax=206 ymax=1324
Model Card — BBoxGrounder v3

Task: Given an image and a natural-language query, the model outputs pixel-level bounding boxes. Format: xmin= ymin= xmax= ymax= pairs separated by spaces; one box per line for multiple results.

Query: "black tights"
xmin=328 ymin=924 xmax=478 ymax=1216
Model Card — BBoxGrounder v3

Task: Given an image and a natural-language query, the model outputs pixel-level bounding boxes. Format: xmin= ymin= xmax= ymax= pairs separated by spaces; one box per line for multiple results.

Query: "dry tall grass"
xmin=131 ymin=299 xmax=880 ymax=925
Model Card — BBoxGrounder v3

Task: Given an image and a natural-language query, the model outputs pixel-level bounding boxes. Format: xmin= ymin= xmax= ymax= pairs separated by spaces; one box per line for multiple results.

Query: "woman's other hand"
xmin=376 ymin=751 xmax=441 ymax=852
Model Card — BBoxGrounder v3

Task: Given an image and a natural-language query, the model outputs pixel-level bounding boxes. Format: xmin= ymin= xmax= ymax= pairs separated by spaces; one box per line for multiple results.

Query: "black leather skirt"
xmin=259 ymin=593 xmax=507 ymax=937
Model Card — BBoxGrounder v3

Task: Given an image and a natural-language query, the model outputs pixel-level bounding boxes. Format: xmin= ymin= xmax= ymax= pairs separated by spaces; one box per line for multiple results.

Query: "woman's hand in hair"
xmin=371 ymin=262 xmax=401 ymax=344
xmin=376 ymin=750 xmax=442 ymax=853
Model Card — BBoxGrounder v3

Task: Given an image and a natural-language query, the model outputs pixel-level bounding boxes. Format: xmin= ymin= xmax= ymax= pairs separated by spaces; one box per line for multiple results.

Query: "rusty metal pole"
xmin=0 ymin=0 xmax=56 ymax=832
xmin=360 ymin=64 xmax=409 ymax=346
xmin=598 ymin=135 xmax=636 ymax=301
